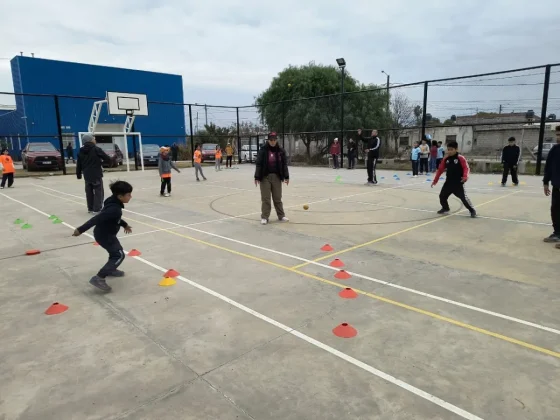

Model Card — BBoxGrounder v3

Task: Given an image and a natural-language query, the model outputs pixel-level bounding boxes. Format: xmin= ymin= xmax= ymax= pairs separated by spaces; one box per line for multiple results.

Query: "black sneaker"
xmin=543 ymin=234 xmax=560 ymax=243
xmin=470 ymin=211 xmax=477 ymax=218
xmin=89 ymin=276 xmax=112 ymax=292
xmin=437 ymin=208 xmax=450 ymax=214
xmin=108 ymin=270 xmax=125 ymax=277
xmin=501 ymin=184 xmax=506 ymax=187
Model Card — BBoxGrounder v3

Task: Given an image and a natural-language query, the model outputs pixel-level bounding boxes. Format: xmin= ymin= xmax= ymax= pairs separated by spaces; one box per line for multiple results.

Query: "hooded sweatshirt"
xmin=76 ymin=141 xmax=111 ymax=182
xmin=158 ymin=153 xmax=179 ymax=178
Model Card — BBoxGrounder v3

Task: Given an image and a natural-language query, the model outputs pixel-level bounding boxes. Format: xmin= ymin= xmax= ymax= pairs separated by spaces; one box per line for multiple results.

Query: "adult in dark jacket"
xmin=76 ymin=134 xmax=111 ymax=213
xmin=171 ymin=143 xmax=179 ymax=162
xmin=347 ymin=138 xmax=357 ymax=169
xmin=543 ymin=126 xmax=560 ymax=246
xmin=66 ymin=142 xmax=75 ymax=164
xmin=254 ymin=132 xmax=289 ymax=225
xmin=358 ymin=128 xmax=381 ymax=185
xmin=501 ymin=136 xmax=520 ymax=186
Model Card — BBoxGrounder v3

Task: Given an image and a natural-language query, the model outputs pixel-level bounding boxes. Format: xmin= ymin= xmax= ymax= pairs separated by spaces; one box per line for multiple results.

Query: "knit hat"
xmin=82 ymin=133 xmax=95 ymax=143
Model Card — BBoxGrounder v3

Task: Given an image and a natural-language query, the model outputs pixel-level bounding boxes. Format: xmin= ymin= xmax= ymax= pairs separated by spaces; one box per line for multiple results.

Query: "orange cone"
xmin=339 ymin=288 xmax=358 ymax=299
xmin=321 ymin=244 xmax=334 ymax=252
xmin=45 ymin=302 xmax=69 ymax=315
xmin=332 ymin=323 xmax=357 ymax=338
xmin=26 ymin=249 xmax=41 ymax=256
xmin=164 ymin=269 xmax=180 ymax=278
xmin=329 ymin=258 xmax=344 ymax=268
xmin=128 ymin=249 xmax=142 ymax=257
xmin=334 ymin=270 xmax=351 ymax=280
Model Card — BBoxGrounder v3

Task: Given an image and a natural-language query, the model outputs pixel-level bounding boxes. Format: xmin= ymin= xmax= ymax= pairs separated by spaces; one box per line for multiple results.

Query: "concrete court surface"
xmin=0 ymin=164 xmax=559 ymax=420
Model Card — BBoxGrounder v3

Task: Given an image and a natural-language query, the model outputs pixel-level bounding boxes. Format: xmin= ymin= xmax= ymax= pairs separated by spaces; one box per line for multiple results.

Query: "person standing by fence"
xmin=430 ymin=140 xmax=438 ymax=173
xmin=76 ymin=134 xmax=112 ymax=213
xmin=419 ymin=137 xmax=430 ymax=175
xmin=171 ymin=143 xmax=179 ymax=162
xmin=410 ymin=141 xmax=420 ymax=177
xmin=66 ymin=142 xmax=75 ymax=164
xmin=500 ymin=137 xmax=520 ymax=187
xmin=347 ymin=138 xmax=357 ymax=169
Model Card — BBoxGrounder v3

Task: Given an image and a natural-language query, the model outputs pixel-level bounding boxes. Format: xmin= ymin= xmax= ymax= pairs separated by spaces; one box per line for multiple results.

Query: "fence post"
xmin=188 ymin=104 xmax=194 ymax=165
xmin=256 ymin=134 xmax=260 ymax=164
xmin=536 ymin=65 xmax=552 ymax=176
xmin=131 ymin=120 xmax=138 ymax=170
xmin=53 ymin=95 xmax=67 ymax=175
xmin=421 ymin=81 xmax=428 ymax=141
xmin=236 ymin=107 xmax=241 ymax=164
xmin=340 ymin=67 xmax=345 ymax=168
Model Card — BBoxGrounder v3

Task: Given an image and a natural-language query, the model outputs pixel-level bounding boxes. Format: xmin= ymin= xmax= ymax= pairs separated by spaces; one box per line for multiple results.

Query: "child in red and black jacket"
xmin=431 ymin=141 xmax=477 ymax=218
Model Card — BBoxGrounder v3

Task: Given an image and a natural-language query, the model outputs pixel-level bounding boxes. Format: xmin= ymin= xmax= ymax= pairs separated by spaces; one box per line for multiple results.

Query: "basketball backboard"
xmin=106 ymin=92 xmax=148 ymax=116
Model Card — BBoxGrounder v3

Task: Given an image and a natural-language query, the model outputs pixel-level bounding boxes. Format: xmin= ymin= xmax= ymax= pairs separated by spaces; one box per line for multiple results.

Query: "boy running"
xmin=73 ymin=181 xmax=133 ymax=292
xmin=0 ymin=148 xmax=15 ymax=189
xmin=193 ymin=144 xmax=207 ymax=181
xmin=158 ymin=146 xmax=180 ymax=197
xmin=431 ymin=141 xmax=477 ymax=218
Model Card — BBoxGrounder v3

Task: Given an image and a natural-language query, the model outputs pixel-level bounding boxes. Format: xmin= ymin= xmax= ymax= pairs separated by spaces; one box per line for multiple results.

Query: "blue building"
xmin=0 ymin=56 xmax=186 ymax=158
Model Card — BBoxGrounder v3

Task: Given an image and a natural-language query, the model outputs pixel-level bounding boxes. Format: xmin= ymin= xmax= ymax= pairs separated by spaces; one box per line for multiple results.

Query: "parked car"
xmin=97 ymin=143 xmax=124 ymax=168
xmin=201 ymin=143 xmax=218 ymax=162
xmin=21 ymin=142 xmax=63 ymax=171
xmin=136 ymin=144 xmax=161 ymax=167
xmin=240 ymin=145 xmax=259 ymax=162
xmin=533 ymin=141 xmax=555 ymax=161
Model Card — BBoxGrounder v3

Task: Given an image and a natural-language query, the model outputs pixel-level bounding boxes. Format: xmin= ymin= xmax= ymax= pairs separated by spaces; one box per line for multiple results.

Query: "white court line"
xmin=31 ymin=185 xmax=560 ymax=337
xmin=0 ymin=191 xmax=484 ymax=420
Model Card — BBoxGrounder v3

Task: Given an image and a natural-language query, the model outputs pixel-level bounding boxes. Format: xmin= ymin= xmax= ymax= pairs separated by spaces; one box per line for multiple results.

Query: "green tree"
xmin=255 ymin=63 xmax=387 ymax=159
xmin=194 ymin=123 xmax=233 ymax=148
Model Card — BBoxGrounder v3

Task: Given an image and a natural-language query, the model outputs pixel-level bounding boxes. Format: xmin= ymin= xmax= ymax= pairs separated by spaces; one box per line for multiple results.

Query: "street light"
xmin=381 ymin=70 xmax=390 ymax=116
xmin=336 ymin=58 xmax=346 ymax=167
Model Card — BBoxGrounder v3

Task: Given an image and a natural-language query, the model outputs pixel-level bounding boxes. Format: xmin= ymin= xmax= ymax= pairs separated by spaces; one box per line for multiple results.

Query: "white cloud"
xmin=1 ymin=0 xmax=560 ymax=117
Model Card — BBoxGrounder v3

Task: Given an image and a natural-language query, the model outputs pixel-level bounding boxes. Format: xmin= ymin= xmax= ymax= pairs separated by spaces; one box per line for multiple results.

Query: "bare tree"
xmin=389 ymin=91 xmax=416 ymax=152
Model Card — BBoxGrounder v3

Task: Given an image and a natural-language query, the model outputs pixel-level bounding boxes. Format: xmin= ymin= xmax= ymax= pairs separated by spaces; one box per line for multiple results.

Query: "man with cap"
xmin=76 ymin=134 xmax=112 ymax=213
xmin=254 ymin=132 xmax=290 ymax=225
xmin=500 ymin=136 xmax=521 ymax=186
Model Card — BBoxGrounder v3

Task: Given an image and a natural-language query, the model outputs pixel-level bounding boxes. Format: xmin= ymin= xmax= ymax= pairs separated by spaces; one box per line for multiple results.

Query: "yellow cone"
xmin=159 ymin=277 xmax=176 ymax=287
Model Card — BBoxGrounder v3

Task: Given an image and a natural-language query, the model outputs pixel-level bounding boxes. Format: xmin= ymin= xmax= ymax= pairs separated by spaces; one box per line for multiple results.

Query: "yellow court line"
xmin=37 ymin=190 xmax=560 ymax=359
xmin=291 ymin=190 xmax=522 ymax=269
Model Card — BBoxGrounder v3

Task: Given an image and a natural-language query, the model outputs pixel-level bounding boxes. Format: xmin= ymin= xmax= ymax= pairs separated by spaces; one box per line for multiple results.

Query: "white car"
xmin=240 ymin=145 xmax=259 ymax=162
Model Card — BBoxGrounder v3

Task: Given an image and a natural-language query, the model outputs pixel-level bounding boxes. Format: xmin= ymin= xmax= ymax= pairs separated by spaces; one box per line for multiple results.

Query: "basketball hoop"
xmin=126 ymin=110 xmax=135 ymax=117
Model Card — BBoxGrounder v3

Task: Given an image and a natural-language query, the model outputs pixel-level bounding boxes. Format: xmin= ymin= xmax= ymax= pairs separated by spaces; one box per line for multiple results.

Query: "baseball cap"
xmin=268 ymin=132 xmax=278 ymax=140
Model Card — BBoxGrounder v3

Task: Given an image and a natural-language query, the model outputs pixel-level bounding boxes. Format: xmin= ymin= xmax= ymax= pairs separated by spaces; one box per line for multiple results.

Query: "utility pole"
xmin=204 ymin=104 xmax=208 ymax=126
xmin=382 ymin=70 xmax=390 ymax=117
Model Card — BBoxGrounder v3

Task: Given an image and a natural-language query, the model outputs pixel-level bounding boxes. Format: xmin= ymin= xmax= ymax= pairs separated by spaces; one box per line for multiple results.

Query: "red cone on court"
xmin=164 ymin=269 xmax=180 ymax=278
xmin=332 ymin=323 xmax=357 ymax=338
xmin=334 ymin=270 xmax=351 ymax=280
xmin=128 ymin=249 xmax=142 ymax=257
xmin=330 ymin=258 xmax=344 ymax=268
xmin=321 ymin=244 xmax=334 ymax=251
xmin=45 ymin=302 xmax=69 ymax=315
xmin=26 ymin=249 xmax=41 ymax=256
xmin=339 ymin=288 xmax=358 ymax=299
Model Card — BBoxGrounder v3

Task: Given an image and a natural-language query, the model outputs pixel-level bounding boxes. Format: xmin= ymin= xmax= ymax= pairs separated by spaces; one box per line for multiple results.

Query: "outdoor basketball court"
xmin=1 ymin=165 xmax=559 ymax=420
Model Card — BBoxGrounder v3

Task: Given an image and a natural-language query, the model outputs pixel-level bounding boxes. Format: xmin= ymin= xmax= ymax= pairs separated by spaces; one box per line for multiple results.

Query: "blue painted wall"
xmin=1 ymin=56 xmax=186 ymax=156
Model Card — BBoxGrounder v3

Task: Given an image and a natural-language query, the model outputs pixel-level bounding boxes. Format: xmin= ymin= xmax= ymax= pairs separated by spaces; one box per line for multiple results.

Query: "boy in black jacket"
xmin=543 ymin=126 xmax=560 ymax=246
xmin=501 ymin=136 xmax=520 ymax=186
xmin=73 ymin=181 xmax=133 ymax=291
xmin=357 ymin=128 xmax=381 ymax=185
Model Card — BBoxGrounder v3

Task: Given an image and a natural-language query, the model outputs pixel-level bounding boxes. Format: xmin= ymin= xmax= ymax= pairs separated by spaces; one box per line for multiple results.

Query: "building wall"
xmin=3 ymin=56 xmax=186 ymax=156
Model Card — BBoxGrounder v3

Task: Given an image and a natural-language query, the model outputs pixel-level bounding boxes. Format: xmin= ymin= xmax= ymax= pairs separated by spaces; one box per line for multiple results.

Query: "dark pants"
xmin=172 ymin=153 xmax=178 ymax=162
xmin=226 ymin=156 xmax=233 ymax=167
xmin=420 ymin=157 xmax=429 ymax=173
xmin=96 ymin=237 xmax=125 ymax=278
xmin=332 ymin=154 xmax=339 ymax=169
xmin=411 ymin=160 xmax=419 ymax=176
xmin=552 ymin=187 xmax=560 ymax=235
xmin=160 ymin=177 xmax=171 ymax=194
xmin=436 ymin=158 xmax=442 ymax=169
xmin=367 ymin=155 xmax=378 ymax=183
xmin=260 ymin=173 xmax=285 ymax=220
xmin=440 ymin=182 xmax=475 ymax=213
xmin=85 ymin=179 xmax=104 ymax=212
xmin=347 ymin=153 xmax=356 ymax=169
xmin=501 ymin=163 xmax=519 ymax=185
xmin=1 ymin=173 xmax=14 ymax=188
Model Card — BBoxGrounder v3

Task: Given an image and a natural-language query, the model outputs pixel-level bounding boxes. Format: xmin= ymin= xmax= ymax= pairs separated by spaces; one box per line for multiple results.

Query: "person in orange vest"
xmin=0 ymin=148 xmax=15 ymax=189
xmin=215 ymin=145 xmax=223 ymax=171
xmin=225 ymin=143 xmax=234 ymax=168
xmin=158 ymin=146 xmax=180 ymax=197
xmin=193 ymin=144 xmax=207 ymax=181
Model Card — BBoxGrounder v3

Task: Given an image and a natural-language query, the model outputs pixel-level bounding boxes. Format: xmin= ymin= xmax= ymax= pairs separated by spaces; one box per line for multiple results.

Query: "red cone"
xmin=339 ymin=288 xmax=358 ymax=299
xmin=93 ymin=242 xmax=99 ymax=246
xmin=45 ymin=302 xmax=69 ymax=315
xmin=330 ymin=258 xmax=344 ymax=268
xmin=321 ymin=244 xmax=334 ymax=251
xmin=334 ymin=270 xmax=351 ymax=280
xmin=332 ymin=323 xmax=357 ymax=338
xmin=164 ymin=269 xmax=180 ymax=278
xmin=128 ymin=249 xmax=142 ymax=257
xmin=26 ymin=249 xmax=41 ymax=256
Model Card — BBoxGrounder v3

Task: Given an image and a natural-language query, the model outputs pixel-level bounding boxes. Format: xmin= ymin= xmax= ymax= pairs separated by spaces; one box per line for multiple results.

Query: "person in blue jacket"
xmin=410 ymin=141 xmax=420 ymax=177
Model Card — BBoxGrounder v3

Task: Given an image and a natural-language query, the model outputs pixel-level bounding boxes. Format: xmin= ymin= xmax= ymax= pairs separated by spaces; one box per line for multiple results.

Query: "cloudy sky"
xmin=1 ymin=0 xmax=560 ymax=121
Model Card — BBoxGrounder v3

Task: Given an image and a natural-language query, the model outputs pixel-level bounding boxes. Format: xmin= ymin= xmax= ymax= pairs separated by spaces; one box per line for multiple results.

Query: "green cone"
xmin=52 ymin=218 xmax=63 ymax=224
xmin=14 ymin=218 xmax=24 ymax=224
xmin=48 ymin=215 xmax=58 ymax=220
xmin=21 ymin=223 xmax=32 ymax=229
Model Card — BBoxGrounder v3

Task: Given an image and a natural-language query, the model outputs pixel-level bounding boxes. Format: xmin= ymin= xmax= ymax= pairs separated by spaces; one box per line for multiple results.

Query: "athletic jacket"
xmin=411 ymin=147 xmax=420 ymax=161
xmin=254 ymin=143 xmax=289 ymax=182
xmin=158 ymin=154 xmax=179 ymax=177
xmin=433 ymin=153 xmax=470 ymax=185
xmin=76 ymin=142 xmax=111 ymax=182
xmin=77 ymin=195 xmax=129 ymax=241
xmin=543 ymin=144 xmax=560 ymax=188
xmin=359 ymin=134 xmax=381 ymax=158
xmin=501 ymin=145 xmax=521 ymax=165
xmin=330 ymin=142 xmax=341 ymax=155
